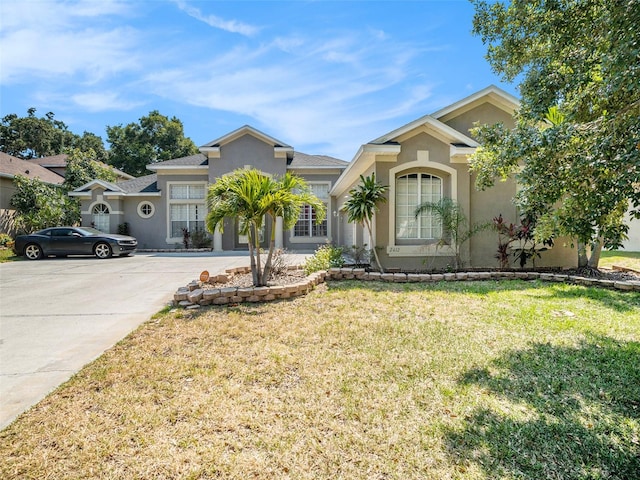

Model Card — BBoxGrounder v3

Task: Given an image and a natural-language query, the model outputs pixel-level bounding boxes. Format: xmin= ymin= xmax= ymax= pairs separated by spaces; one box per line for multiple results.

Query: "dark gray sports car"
xmin=14 ymin=226 xmax=137 ymax=260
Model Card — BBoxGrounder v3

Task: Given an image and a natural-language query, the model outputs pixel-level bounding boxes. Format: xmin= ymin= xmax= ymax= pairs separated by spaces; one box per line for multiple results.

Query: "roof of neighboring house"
xmin=116 ymin=174 xmax=159 ymax=194
xmin=0 ymin=152 xmax=64 ymax=184
xmin=288 ymin=152 xmax=349 ymax=169
xmin=28 ymin=154 xmax=135 ymax=180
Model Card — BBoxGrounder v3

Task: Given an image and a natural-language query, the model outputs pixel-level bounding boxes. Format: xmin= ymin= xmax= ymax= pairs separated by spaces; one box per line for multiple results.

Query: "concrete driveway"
xmin=0 ymin=251 xmax=309 ymax=430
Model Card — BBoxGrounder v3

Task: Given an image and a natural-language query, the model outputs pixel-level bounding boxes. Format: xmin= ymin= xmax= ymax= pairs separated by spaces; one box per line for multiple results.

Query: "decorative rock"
xmin=263 ymin=294 xmax=276 ymax=301
xmin=552 ymin=274 xmax=568 ymax=282
xmin=179 ymin=300 xmax=193 ymax=307
xmin=477 ymin=272 xmax=492 ymax=280
xmin=220 ymin=287 xmax=238 ymax=296
xmin=431 ymin=274 xmax=444 ymax=281
xmin=186 ymin=304 xmax=200 ymax=310
xmin=254 ymin=286 xmax=270 ymax=296
xmin=515 ymin=272 xmax=529 ymax=279
xmin=407 ymin=274 xmax=422 ymax=282
xmin=187 ymin=281 xmax=199 ymax=291
xmin=367 ymin=272 xmax=382 ymax=281
xmin=199 ymin=298 xmax=212 ymax=306
xmin=269 ymin=286 xmax=285 ymax=295
xmin=417 ymin=274 xmax=432 ymax=282
xmin=539 ymin=273 xmax=554 ymax=281
xmin=187 ymin=289 xmax=204 ymax=303
xmin=237 ymin=287 xmax=254 ymax=298
xmin=203 ymin=289 xmax=221 ymax=300
xmin=393 ymin=273 xmax=408 ymax=282
xmin=213 ymin=296 xmax=230 ymax=305
xmin=230 ymin=295 xmax=242 ymax=303
xmin=353 ymin=268 xmax=366 ymax=279
xmin=455 ymin=272 xmax=468 ymax=280
xmin=380 ymin=273 xmax=395 ymax=282
xmin=444 ymin=273 xmax=456 ymax=281
xmin=614 ymin=281 xmax=634 ymax=291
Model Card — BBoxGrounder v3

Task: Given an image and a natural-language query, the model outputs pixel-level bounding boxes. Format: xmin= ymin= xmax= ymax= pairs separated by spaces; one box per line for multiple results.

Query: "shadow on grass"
xmin=446 ymin=336 xmax=640 ymax=479
xmin=324 ymin=279 xmax=640 ymax=312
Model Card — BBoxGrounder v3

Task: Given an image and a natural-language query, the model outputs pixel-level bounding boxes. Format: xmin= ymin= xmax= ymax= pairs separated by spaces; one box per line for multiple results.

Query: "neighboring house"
xmin=28 ymin=154 xmax=134 ymax=182
xmin=70 ymin=126 xmax=349 ymax=251
xmin=331 ymin=85 xmax=577 ymax=269
xmin=68 ymin=86 xmax=583 ymax=268
xmin=0 ymin=152 xmax=65 ymax=235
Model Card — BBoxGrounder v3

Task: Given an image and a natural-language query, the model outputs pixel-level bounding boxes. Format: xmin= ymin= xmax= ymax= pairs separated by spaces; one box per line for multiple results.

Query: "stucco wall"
xmin=442 ymin=102 xmax=516 ymax=139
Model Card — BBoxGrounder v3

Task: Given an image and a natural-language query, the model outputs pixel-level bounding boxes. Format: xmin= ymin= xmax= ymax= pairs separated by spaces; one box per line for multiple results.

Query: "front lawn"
xmin=601 ymin=250 xmax=640 ymax=272
xmin=1 ymin=280 xmax=639 ymax=479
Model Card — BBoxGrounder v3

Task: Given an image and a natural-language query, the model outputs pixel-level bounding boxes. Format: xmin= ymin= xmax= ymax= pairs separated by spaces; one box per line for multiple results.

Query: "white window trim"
xmin=289 ymin=181 xmax=332 ymax=243
xmin=387 ymin=151 xmax=457 ymax=257
xmin=137 ymin=201 xmax=155 ymax=219
xmin=165 ymin=181 xmax=208 ymax=243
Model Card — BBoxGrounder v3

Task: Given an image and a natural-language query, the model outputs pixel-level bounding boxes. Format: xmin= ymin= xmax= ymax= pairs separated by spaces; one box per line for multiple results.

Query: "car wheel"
xmin=24 ymin=243 xmax=43 ymax=260
xmin=94 ymin=242 xmax=112 ymax=259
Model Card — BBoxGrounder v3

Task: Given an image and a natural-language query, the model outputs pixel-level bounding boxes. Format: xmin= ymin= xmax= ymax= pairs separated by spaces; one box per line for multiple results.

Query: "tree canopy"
xmin=206 ymin=168 xmax=325 ymax=286
xmin=470 ymin=0 xmax=640 ymax=266
xmin=0 ymin=109 xmax=108 ymax=162
xmin=106 ymin=110 xmax=199 ymax=177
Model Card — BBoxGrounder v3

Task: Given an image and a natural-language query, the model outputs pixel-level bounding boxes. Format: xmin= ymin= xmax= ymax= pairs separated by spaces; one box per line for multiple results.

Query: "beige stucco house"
xmin=69 ymin=86 xmax=584 ymax=269
xmin=331 ymin=85 xmax=577 ymax=270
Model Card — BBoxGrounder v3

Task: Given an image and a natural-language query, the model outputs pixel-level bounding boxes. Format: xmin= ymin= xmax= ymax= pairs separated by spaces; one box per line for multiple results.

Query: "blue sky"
xmin=0 ymin=0 xmax=517 ymax=162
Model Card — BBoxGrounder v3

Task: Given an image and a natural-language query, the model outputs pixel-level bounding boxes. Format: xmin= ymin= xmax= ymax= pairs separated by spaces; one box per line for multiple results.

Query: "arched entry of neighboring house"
xmin=92 ymin=203 xmax=110 ymax=232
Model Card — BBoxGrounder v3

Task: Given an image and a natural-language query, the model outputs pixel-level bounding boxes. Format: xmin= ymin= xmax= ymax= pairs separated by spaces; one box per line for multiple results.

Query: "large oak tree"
xmin=106 ymin=110 xmax=199 ymax=177
xmin=470 ymin=0 xmax=640 ymax=267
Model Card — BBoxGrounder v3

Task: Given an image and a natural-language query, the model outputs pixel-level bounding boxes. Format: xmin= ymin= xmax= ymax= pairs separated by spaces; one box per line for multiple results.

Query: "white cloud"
xmin=142 ymin=30 xmax=438 ymax=159
xmin=71 ymin=92 xmax=144 ymax=112
xmin=0 ymin=0 xmax=139 ymax=84
xmin=173 ymin=0 xmax=260 ymax=36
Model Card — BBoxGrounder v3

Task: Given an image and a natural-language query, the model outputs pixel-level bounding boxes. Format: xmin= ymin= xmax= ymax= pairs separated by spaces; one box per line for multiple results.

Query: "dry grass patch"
xmin=1 ymin=280 xmax=639 ymax=479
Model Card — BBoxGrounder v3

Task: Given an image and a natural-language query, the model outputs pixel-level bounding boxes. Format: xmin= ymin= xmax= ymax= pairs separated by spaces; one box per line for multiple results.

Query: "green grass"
xmin=0 ymin=248 xmax=18 ymax=263
xmin=1 ymin=280 xmax=638 ymax=479
xmin=601 ymin=250 xmax=640 ymax=271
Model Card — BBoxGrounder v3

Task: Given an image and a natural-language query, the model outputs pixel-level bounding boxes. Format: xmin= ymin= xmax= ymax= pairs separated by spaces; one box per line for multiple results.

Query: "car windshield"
xmin=75 ymin=227 xmax=104 ymax=236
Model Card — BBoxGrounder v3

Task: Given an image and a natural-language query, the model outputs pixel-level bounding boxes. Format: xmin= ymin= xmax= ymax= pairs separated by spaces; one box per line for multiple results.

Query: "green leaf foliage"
xmin=106 ymin=110 xmax=199 ymax=177
xmin=0 ymin=109 xmax=108 ymax=161
xmin=10 ymin=175 xmax=80 ymax=233
xmin=206 ymin=168 xmax=325 ymax=286
xmin=470 ymin=0 xmax=640 ymax=265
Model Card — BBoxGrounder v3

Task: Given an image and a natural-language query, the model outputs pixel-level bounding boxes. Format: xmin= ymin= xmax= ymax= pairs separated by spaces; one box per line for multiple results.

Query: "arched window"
xmin=92 ymin=203 xmax=110 ymax=232
xmin=396 ymin=173 xmax=442 ymax=240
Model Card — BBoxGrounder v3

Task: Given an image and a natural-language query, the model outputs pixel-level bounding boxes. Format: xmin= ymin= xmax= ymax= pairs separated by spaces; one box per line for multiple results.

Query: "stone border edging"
xmin=174 ymin=267 xmax=640 ymax=309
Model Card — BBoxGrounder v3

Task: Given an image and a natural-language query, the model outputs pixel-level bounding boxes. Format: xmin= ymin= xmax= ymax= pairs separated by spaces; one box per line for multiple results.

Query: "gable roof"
xmin=288 ymin=152 xmax=349 ymax=169
xmin=368 ymin=115 xmax=480 ymax=148
xmin=431 ymin=84 xmax=520 ymax=121
xmin=0 ymin=152 xmax=64 ymax=184
xmin=201 ymin=125 xmax=292 ymax=149
xmin=69 ymin=174 xmax=161 ymax=197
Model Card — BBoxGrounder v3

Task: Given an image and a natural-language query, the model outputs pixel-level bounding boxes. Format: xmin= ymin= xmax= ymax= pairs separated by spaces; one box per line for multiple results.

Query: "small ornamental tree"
xmin=341 ymin=173 xmax=388 ymax=273
xmin=414 ymin=198 xmax=488 ymax=270
xmin=206 ymin=168 xmax=325 ymax=286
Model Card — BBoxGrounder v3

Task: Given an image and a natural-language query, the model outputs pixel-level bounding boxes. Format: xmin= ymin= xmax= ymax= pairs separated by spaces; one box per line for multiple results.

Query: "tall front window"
xmin=168 ymin=183 xmax=206 ymax=238
xmin=92 ymin=203 xmax=110 ymax=232
xmin=293 ymin=183 xmax=329 ymax=238
xmin=396 ymin=173 xmax=442 ymax=240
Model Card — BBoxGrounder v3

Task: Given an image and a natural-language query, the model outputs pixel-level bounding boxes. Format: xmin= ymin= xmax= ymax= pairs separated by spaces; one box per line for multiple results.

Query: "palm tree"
xmin=341 ymin=173 xmax=388 ymax=273
xmin=414 ymin=198 xmax=488 ymax=270
xmin=206 ymin=168 xmax=325 ymax=286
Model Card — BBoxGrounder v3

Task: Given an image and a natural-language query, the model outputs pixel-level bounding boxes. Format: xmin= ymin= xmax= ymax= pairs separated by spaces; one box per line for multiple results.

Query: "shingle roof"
xmin=0 ymin=152 xmax=64 ymax=184
xmin=150 ymin=154 xmax=208 ymax=167
xmin=116 ymin=174 xmax=159 ymax=194
xmin=288 ymin=152 xmax=348 ymax=168
xmin=28 ymin=154 xmax=134 ymax=180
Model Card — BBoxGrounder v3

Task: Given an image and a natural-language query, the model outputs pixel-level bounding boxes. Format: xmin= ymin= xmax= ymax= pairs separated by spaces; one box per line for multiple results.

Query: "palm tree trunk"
xmin=247 ymin=224 xmax=259 ymax=286
xmin=253 ymin=224 xmax=263 ymax=286
xmin=365 ymin=218 xmax=384 ymax=273
xmin=261 ymin=217 xmax=277 ymax=285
